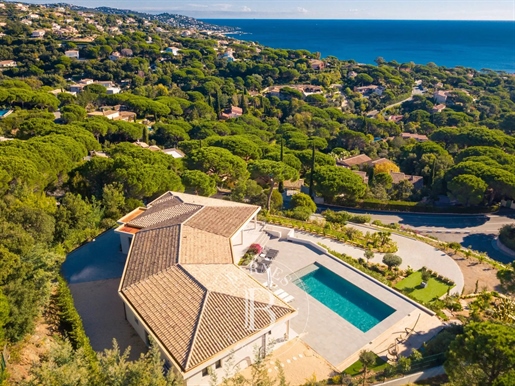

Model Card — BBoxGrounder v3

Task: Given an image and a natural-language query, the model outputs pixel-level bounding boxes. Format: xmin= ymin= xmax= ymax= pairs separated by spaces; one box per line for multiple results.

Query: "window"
xmin=215 ymin=360 xmax=222 ymax=369
xmin=202 ymin=368 xmax=209 ymax=377
xmin=134 ymin=316 xmax=139 ymax=325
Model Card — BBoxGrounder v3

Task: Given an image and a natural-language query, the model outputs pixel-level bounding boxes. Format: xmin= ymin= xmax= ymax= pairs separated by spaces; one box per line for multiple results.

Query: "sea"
xmin=202 ymin=19 xmax=515 ymax=72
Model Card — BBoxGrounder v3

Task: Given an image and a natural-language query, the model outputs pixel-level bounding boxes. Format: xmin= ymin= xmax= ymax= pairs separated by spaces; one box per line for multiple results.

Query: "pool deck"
xmin=246 ymin=237 xmax=444 ymax=370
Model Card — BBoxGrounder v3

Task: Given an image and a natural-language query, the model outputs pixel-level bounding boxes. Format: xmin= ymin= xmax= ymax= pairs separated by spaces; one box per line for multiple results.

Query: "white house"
xmin=31 ymin=30 xmax=46 ymax=38
xmin=109 ymin=52 xmax=121 ymax=61
xmin=165 ymin=47 xmax=180 ymax=55
xmin=433 ymin=90 xmax=448 ymax=104
xmin=106 ymin=86 xmax=121 ymax=95
xmin=0 ymin=60 xmax=17 ymax=68
xmin=115 ymin=192 xmax=297 ymax=385
xmin=65 ymin=50 xmax=79 ymax=59
xmin=162 ymin=148 xmax=185 ymax=158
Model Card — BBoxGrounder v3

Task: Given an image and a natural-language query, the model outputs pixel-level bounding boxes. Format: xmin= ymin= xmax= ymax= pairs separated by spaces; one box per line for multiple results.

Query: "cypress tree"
xmin=142 ymin=126 xmax=149 ymax=144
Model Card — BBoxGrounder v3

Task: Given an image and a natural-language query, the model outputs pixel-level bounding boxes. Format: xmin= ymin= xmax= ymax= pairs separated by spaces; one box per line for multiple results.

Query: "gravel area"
xmin=69 ymin=278 xmax=147 ymax=360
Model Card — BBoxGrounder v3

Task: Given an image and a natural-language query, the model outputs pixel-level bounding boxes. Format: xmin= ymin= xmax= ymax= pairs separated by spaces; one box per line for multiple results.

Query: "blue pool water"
xmin=0 ymin=109 xmax=10 ymax=117
xmin=293 ymin=264 xmax=395 ymax=332
xmin=61 ymin=229 xmax=127 ymax=284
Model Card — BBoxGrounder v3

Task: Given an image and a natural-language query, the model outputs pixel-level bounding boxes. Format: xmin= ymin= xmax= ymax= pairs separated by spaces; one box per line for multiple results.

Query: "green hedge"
xmin=56 ymin=276 xmax=97 ymax=364
xmin=499 ymin=224 xmax=515 ymax=252
xmin=335 ymin=198 xmax=499 ymax=214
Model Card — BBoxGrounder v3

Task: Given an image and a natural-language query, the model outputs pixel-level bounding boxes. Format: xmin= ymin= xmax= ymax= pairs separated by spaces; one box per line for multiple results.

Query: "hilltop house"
xmin=165 ymin=47 xmax=180 ymax=55
xmin=220 ymin=105 xmax=243 ymax=120
xmin=31 ymin=29 xmax=46 ymax=38
xmin=354 ymin=85 xmax=384 ymax=97
xmin=65 ymin=50 xmax=80 ymax=59
xmin=309 ymin=59 xmax=325 ymax=70
xmin=400 ymin=133 xmax=429 ymax=142
xmin=0 ymin=60 xmax=17 ymax=68
xmin=433 ymin=90 xmax=448 ymax=104
xmin=337 ymin=154 xmax=372 ymax=168
xmin=115 ymin=192 xmax=296 ymax=385
xmin=390 ymin=172 xmax=424 ymax=190
xmin=109 ymin=52 xmax=122 ymax=61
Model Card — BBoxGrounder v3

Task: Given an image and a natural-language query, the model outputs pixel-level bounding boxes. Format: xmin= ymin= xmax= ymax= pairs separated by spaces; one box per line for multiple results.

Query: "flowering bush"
xmin=247 ymin=243 xmax=262 ymax=255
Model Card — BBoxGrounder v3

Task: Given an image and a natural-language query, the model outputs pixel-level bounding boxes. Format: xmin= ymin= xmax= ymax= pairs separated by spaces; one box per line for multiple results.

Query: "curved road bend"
xmin=317 ymin=206 xmax=515 ymax=264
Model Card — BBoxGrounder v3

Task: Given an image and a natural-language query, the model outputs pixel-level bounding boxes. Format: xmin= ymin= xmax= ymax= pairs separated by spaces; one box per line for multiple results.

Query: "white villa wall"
xmin=185 ymin=321 xmax=291 ymax=386
xmin=119 ymin=233 xmax=133 ymax=254
xmin=125 ymin=303 xmax=149 ymax=345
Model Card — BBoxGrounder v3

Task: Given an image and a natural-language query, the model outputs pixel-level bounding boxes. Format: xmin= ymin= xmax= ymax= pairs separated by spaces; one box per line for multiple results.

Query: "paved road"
xmin=318 ymin=206 xmax=515 ymax=264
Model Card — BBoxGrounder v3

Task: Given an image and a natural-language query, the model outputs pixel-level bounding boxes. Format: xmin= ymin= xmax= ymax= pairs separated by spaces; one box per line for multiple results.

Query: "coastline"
xmin=205 ymin=19 xmax=515 ymax=72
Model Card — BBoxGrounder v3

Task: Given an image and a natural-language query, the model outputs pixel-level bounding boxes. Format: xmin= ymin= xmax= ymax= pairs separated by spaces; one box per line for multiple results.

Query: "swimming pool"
xmin=293 ymin=264 xmax=395 ymax=332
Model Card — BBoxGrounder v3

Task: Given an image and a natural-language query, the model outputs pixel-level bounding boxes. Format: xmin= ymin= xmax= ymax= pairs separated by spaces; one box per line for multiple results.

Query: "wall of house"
xmin=124 ymin=303 xmax=149 ymax=345
xmin=119 ymin=233 xmax=133 ymax=254
xmin=185 ymin=321 xmax=291 ymax=386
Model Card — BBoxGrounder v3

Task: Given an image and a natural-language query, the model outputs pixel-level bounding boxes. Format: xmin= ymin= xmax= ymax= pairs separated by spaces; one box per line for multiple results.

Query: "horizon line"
xmin=198 ymin=18 xmax=515 ymax=22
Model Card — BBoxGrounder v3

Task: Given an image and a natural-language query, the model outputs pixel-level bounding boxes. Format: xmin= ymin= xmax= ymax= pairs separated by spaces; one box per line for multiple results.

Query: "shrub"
xmin=247 ymin=243 xmax=262 ymax=255
xmin=499 ymin=224 xmax=515 ymax=251
xmin=349 ymin=214 xmax=371 ymax=224
xmin=290 ymin=192 xmax=317 ymax=213
xmin=322 ymin=209 xmax=350 ymax=224
xmin=421 ymin=268 xmax=431 ymax=282
xmin=56 ymin=276 xmax=96 ymax=364
xmin=284 ymin=206 xmax=313 ymax=221
xmin=382 ymin=253 xmax=402 ymax=269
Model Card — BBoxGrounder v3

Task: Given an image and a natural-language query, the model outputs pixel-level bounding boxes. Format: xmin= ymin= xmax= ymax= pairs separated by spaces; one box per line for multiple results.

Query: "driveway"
xmin=318 ymin=206 xmax=515 ymax=263
xmin=64 ymin=229 xmax=147 ymax=359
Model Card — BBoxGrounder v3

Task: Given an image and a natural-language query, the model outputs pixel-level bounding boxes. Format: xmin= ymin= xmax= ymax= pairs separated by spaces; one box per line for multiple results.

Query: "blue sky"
xmin=16 ymin=0 xmax=515 ymax=20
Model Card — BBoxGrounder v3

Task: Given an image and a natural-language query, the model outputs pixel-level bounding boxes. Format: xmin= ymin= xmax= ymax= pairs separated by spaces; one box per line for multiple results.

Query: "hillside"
xmin=0 ymin=2 xmax=514 ymax=385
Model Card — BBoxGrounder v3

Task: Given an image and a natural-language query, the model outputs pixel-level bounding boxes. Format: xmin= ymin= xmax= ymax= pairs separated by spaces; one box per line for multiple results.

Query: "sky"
xmin=14 ymin=0 xmax=515 ymax=20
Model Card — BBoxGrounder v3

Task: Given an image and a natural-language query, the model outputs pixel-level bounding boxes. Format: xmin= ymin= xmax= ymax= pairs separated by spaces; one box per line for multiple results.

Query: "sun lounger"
xmin=278 ymin=292 xmax=289 ymax=300
xmin=274 ymin=289 xmax=285 ymax=296
xmin=283 ymin=295 xmax=294 ymax=303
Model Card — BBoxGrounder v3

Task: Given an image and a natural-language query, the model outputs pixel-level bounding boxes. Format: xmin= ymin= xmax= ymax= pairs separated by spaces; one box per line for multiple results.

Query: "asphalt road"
xmin=318 ymin=205 xmax=515 ymax=264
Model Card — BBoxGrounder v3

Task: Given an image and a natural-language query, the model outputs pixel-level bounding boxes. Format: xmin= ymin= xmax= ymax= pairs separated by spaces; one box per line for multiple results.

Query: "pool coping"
xmin=289 ymin=262 xmax=397 ymax=332
xmin=286 ymin=235 xmax=436 ymax=317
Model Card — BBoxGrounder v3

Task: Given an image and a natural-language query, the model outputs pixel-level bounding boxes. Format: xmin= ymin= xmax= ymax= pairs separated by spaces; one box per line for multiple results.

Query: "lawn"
xmin=394 ymin=271 xmax=454 ymax=302
xmin=344 ymin=354 xmax=387 ymax=376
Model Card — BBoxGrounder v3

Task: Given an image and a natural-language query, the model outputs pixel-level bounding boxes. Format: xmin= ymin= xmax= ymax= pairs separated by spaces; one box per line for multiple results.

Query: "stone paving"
xmin=294 ymin=225 xmax=464 ymax=295
xmin=246 ymin=238 xmax=444 ymax=370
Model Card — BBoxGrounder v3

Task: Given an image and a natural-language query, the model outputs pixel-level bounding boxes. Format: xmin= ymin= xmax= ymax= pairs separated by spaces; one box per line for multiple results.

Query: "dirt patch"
xmin=7 ymin=312 xmax=58 ymax=384
xmin=450 ymin=255 xmax=502 ymax=294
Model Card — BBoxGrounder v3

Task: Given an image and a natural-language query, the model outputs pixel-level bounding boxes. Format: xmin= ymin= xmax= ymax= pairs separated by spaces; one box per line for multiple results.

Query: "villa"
xmin=113 ymin=192 xmax=444 ymax=383
xmin=336 ymin=154 xmax=372 ymax=168
xmin=0 ymin=60 xmax=17 ymax=68
xmin=116 ymin=193 xmax=297 ymax=385
xmin=65 ymin=50 xmax=80 ymax=59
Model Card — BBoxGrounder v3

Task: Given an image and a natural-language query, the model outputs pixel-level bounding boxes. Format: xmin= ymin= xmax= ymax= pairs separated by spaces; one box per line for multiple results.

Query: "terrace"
xmin=245 ymin=227 xmax=444 ymax=371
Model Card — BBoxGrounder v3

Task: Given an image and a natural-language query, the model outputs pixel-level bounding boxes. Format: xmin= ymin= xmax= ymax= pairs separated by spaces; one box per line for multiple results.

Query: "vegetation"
xmin=499 ymin=224 xmax=515 ymax=252
xmin=445 ymin=322 xmax=515 ymax=386
xmin=394 ymin=270 xmax=455 ymax=302
xmin=0 ymin=2 xmax=513 ymax=384
xmin=344 ymin=351 xmax=387 ymax=377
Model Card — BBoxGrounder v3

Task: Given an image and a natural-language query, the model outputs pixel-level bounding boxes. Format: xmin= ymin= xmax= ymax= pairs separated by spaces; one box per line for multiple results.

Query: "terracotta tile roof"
xmin=122 ymin=225 xmax=181 ymax=288
xmin=118 ymin=192 xmax=293 ymax=373
xmin=123 ymin=266 xmax=205 ymax=368
xmin=124 ymin=264 xmax=293 ymax=371
xmin=189 ymin=292 xmax=292 ymax=368
xmin=337 ymin=154 xmax=372 ymax=167
xmin=128 ymin=199 xmax=202 ymax=229
xmin=179 ymin=226 xmax=233 ymax=264
xmin=184 ymin=206 xmax=259 ymax=238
